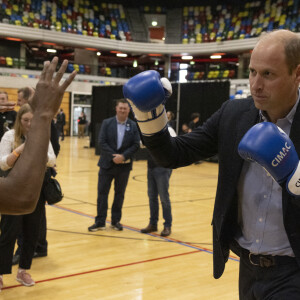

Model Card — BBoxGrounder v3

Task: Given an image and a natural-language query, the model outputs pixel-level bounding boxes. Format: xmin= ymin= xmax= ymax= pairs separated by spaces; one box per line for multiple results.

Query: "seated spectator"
xmin=188 ymin=112 xmax=201 ymax=131
xmin=166 ymin=111 xmax=176 ymax=130
xmin=180 ymin=123 xmax=190 ymax=135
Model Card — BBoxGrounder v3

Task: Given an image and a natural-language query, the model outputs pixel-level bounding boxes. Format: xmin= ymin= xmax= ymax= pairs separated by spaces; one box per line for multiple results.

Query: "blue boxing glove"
xmin=238 ymin=122 xmax=300 ymax=196
xmin=123 ymin=70 xmax=172 ymax=136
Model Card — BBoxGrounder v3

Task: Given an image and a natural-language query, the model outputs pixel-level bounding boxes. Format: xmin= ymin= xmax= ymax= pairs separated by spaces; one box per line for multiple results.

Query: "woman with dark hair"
xmin=0 ymin=104 xmax=56 ymax=290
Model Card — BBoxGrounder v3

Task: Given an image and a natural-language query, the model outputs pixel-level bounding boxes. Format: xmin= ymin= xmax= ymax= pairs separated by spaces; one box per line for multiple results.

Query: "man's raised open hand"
xmin=29 ymin=57 xmax=77 ymax=118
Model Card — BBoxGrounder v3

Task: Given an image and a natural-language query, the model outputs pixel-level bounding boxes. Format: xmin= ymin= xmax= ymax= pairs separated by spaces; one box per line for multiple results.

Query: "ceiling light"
xmin=85 ymin=48 xmax=98 ymax=51
xmin=47 ymin=49 xmax=57 ymax=53
xmin=43 ymin=42 xmax=56 ymax=46
xmin=32 ymin=47 xmax=39 ymax=51
xmin=6 ymin=37 xmax=23 ymax=41
xmin=97 ymin=52 xmax=101 ymax=56
xmin=152 ymin=20 xmax=158 ymax=26
xmin=182 ymin=55 xmax=193 ymax=60
xmin=210 ymin=55 xmax=222 ymax=59
xmin=180 ymin=63 xmax=188 ymax=69
xmin=154 ymin=60 xmax=159 ymax=66
xmin=190 ymin=61 xmax=195 ymax=65
xmin=116 ymin=53 xmax=127 ymax=57
xmin=133 ymin=60 xmax=138 ymax=67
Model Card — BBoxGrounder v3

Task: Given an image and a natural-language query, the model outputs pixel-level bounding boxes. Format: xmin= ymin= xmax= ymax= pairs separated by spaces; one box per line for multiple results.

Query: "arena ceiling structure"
xmin=0 ymin=0 xmax=296 ymax=81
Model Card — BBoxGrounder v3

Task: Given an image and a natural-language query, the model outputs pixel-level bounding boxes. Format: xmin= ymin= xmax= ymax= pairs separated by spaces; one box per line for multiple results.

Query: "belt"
xmin=241 ymin=247 xmax=296 ymax=268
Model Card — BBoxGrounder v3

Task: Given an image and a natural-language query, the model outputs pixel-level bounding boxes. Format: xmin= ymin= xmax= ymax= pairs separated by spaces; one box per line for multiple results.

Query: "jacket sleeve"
xmin=50 ymin=121 xmax=60 ymax=157
xmin=122 ymin=122 xmax=140 ymax=160
xmin=99 ymin=119 xmax=115 ymax=159
xmin=143 ymin=102 xmax=224 ymax=169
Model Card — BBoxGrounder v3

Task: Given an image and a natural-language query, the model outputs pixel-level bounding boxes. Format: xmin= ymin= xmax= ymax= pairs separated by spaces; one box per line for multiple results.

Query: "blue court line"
xmin=48 ymin=203 xmax=239 ymax=263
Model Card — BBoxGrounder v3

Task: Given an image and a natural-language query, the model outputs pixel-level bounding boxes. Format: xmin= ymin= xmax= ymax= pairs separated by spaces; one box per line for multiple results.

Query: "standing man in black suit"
xmin=56 ymin=108 xmax=66 ymax=141
xmin=88 ymin=99 xmax=140 ymax=232
xmin=124 ymin=30 xmax=300 ymax=299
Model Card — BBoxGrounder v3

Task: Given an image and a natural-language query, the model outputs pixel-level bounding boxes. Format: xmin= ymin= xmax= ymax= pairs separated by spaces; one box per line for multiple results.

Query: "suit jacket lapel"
xmin=290 ymin=101 xmax=300 ymax=156
xmin=112 ymin=118 xmax=118 ymax=149
xmin=120 ymin=120 xmax=130 ymax=148
xmin=235 ymin=101 xmax=259 ymax=145
xmin=233 ymin=100 xmax=259 ymax=175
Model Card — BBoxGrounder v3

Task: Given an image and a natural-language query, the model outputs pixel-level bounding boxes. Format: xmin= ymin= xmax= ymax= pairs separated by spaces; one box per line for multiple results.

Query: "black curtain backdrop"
xmin=91 ymin=85 xmax=124 ymax=148
xmin=178 ymin=81 xmax=230 ymax=129
xmin=91 ymin=81 xmax=230 ymax=155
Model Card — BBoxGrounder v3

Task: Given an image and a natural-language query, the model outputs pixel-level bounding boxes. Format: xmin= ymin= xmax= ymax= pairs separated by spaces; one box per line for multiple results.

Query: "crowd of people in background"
xmin=0 ymin=85 xmax=203 ymax=290
xmin=166 ymin=110 xmax=202 ymax=135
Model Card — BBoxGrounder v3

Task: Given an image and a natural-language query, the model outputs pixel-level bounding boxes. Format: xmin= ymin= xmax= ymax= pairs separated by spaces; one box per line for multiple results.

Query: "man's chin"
xmin=253 ymin=98 xmax=267 ymax=110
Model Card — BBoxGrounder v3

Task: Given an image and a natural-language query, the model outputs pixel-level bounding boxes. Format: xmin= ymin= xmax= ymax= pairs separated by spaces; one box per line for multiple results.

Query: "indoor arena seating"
xmin=0 ymin=56 xmax=28 ymax=68
xmin=186 ymin=69 xmax=236 ymax=81
xmin=1 ymin=0 xmax=300 ymax=47
xmin=0 ymin=0 xmax=132 ymax=41
xmin=140 ymin=5 xmax=166 ymax=14
xmin=182 ymin=0 xmax=300 ymax=44
xmin=0 ymin=0 xmax=284 ymax=84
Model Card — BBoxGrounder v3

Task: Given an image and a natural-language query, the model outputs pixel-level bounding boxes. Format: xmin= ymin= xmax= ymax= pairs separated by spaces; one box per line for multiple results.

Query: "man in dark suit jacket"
xmin=88 ymin=99 xmax=140 ymax=232
xmin=56 ymin=108 xmax=66 ymax=141
xmin=125 ymin=30 xmax=300 ymax=299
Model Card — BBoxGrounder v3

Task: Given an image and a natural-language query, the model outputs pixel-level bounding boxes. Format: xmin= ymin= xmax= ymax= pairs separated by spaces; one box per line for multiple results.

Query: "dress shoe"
xmin=12 ymin=254 xmax=20 ymax=265
xmin=33 ymin=251 xmax=47 ymax=258
xmin=110 ymin=222 xmax=123 ymax=231
xmin=141 ymin=224 xmax=158 ymax=233
xmin=88 ymin=223 xmax=106 ymax=232
xmin=161 ymin=227 xmax=171 ymax=237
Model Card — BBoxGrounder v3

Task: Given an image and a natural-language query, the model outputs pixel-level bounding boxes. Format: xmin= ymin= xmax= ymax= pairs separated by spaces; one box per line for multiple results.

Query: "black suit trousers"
xmin=95 ymin=165 xmax=130 ymax=225
xmin=239 ymin=248 xmax=300 ymax=300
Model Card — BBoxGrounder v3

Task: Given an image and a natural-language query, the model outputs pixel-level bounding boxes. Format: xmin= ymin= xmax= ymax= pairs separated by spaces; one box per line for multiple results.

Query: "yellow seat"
xmin=6 ymin=57 xmax=13 ymax=66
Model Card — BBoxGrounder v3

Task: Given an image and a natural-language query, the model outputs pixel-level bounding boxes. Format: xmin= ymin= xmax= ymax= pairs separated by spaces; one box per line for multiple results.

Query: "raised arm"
xmin=0 ymin=57 xmax=76 ymax=214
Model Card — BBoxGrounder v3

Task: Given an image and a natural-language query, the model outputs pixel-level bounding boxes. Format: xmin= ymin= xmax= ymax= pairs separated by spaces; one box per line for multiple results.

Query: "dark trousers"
xmin=16 ymin=204 xmax=48 ymax=255
xmin=57 ymin=124 xmax=64 ymax=140
xmin=0 ymin=197 xmax=44 ymax=274
xmin=95 ymin=165 xmax=130 ymax=225
xmin=36 ymin=206 xmax=47 ymax=253
xmin=147 ymin=167 xmax=172 ymax=227
xmin=236 ymin=244 xmax=300 ymax=299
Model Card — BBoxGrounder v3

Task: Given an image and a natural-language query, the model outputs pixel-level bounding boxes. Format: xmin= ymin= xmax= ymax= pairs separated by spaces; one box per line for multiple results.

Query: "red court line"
xmin=3 ymin=250 xmax=200 ymax=290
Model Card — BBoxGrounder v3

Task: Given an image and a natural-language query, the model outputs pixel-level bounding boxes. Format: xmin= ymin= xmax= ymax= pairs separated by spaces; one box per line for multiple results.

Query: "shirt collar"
xmin=116 ymin=116 xmax=127 ymax=125
xmin=259 ymin=89 xmax=300 ymax=124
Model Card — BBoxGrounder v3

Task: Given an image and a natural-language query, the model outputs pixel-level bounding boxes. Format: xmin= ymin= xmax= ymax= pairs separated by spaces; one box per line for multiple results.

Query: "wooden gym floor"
xmin=2 ymin=137 xmax=239 ymax=300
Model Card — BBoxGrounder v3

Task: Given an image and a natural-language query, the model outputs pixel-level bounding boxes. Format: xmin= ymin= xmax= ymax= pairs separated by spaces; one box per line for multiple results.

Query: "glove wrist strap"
xmin=138 ymin=109 xmax=168 ymax=136
xmin=287 ymin=161 xmax=300 ymax=196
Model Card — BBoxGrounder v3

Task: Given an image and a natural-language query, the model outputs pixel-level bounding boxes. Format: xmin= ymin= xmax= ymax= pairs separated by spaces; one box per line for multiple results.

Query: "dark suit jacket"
xmin=51 ymin=120 xmax=60 ymax=157
xmin=98 ymin=116 xmax=140 ymax=170
xmin=144 ymin=97 xmax=300 ymax=279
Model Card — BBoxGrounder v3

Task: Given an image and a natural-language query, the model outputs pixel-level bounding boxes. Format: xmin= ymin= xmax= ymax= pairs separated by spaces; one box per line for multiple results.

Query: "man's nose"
xmin=251 ymin=74 xmax=263 ymax=90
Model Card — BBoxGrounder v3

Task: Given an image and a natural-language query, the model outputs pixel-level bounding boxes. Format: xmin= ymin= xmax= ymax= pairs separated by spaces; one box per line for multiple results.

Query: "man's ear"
xmin=295 ymin=64 xmax=300 ymax=83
